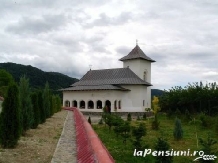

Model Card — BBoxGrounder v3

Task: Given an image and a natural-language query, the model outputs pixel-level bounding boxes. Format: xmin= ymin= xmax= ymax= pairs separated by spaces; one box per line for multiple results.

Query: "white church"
xmin=62 ymin=44 xmax=155 ymax=113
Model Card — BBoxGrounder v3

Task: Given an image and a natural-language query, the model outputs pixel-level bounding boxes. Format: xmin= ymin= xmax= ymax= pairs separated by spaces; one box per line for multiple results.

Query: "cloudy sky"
xmin=0 ymin=0 xmax=217 ymax=90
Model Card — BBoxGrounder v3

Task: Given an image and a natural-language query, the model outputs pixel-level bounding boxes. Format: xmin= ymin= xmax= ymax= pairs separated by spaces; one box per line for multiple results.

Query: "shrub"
xmin=43 ymin=82 xmax=50 ymax=118
xmin=199 ymin=113 xmax=213 ymax=129
xmin=127 ymin=113 xmax=132 ymax=121
xmin=0 ymin=83 xmax=21 ymax=148
xmin=198 ymin=134 xmax=217 ymax=163
xmin=137 ymin=115 xmax=140 ymax=120
xmin=88 ymin=116 xmax=91 ymax=124
xmin=98 ymin=118 xmax=103 ymax=125
xmin=132 ymin=123 xmax=147 ymax=149
xmin=31 ymin=92 xmax=40 ymax=129
xmin=114 ymin=121 xmax=131 ymax=144
xmin=173 ymin=118 xmax=183 ymax=140
xmin=154 ymin=137 xmax=173 ymax=163
xmin=215 ymin=118 xmax=218 ymax=135
xmin=184 ymin=109 xmax=191 ymax=122
xmin=19 ymin=76 xmax=34 ymax=134
xmin=37 ymin=90 xmax=46 ymax=124
xmin=167 ymin=108 xmax=173 ymax=118
xmin=143 ymin=113 xmax=147 ymax=120
xmin=175 ymin=108 xmax=182 ymax=118
xmin=152 ymin=115 xmax=160 ymax=130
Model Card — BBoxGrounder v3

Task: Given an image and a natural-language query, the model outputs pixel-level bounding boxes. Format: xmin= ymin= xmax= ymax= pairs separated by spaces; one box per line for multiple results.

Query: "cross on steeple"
xmin=89 ymin=65 xmax=92 ymax=70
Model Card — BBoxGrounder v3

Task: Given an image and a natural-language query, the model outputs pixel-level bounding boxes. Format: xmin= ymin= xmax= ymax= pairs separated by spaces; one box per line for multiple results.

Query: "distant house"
xmin=62 ymin=44 xmax=155 ymax=113
xmin=0 ymin=96 xmax=4 ymax=113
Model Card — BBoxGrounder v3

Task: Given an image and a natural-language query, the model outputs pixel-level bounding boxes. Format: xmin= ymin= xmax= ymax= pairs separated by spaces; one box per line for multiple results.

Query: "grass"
xmin=93 ymin=114 xmax=218 ymax=163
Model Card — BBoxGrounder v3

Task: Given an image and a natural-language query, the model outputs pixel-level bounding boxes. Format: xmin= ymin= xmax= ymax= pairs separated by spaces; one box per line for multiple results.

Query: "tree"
xmin=19 ymin=76 xmax=34 ymax=134
xmin=152 ymin=96 xmax=161 ymax=130
xmin=154 ymin=137 xmax=173 ymax=163
xmin=0 ymin=83 xmax=21 ymax=148
xmin=0 ymin=69 xmax=14 ymax=97
xmin=152 ymin=96 xmax=161 ymax=115
xmin=55 ymin=95 xmax=62 ymax=112
xmin=31 ymin=92 xmax=40 ymax=129
xmin=88 ymin=116 xmax=91 ymax=124
xmin=198 ymin=135 xmax=217 ymax=163
xmin=127 ymin=113 xmax=132 ymax=121
xmin=152 ymin=115 xmax=160 ymax=130
xmin=43 ymin=82 xmax=50 ymax=118
xmin=173 ymin=118 xmax=183 ymax=140
xmin=50 ymin=95 xmax=55 ymax=117
xmin=132 ymin=123 xmax=147 ymax=149
xmin=38 ymin=90 xmax=46 ymax=124
xmin=114 ymin=121 xmax=131 ymax=144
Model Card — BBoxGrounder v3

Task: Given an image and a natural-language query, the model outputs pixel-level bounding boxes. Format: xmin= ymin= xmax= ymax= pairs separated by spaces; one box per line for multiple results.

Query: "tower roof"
xmin=119 ymin=45 xmax=156 ymax=62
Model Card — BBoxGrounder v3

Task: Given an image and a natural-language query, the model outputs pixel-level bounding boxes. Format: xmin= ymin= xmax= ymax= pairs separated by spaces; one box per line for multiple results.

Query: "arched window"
xmin=65 ymin=100 xmax=70 ymax=107
xmin=114 ymin=100 xmax=117 ymax=110
xmin=97 ymin=100 xmax=102 ymax=109
xmin=88 ymin=100 xmax=94 ymax=109
xmin=80 ymin=100 xmax=85 ymax=109
xmin=72 ymin=100 xmax=77 ymax=107
xmin=143 ymin=71 xmax=147 ymax=81
xmin=105 ymin=100 xmax=111 ymax=113
xmin=105 ymin=100 xmax=111 ymax=107
xmin=118 ymin=100 xmax=121 ymax=109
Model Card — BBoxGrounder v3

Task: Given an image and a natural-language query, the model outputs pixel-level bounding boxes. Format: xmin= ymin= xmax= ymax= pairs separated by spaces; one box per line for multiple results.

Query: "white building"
xmin=62 ymin=45 xmax=155 ymax=113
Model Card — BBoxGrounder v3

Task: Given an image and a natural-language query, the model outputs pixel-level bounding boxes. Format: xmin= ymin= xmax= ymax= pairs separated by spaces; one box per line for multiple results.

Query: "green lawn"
xmin=93 ymin=114 xmax=218 ymax=163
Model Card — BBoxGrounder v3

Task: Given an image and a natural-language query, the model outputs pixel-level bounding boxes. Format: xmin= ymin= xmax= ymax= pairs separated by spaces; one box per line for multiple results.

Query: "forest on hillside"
xmin=0 ymin=62 xmax=78 ymax=91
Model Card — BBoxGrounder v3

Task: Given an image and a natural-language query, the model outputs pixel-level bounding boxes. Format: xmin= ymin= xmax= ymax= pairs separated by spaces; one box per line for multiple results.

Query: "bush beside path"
xmin=0 ymin=110 xmax=67 ymax=163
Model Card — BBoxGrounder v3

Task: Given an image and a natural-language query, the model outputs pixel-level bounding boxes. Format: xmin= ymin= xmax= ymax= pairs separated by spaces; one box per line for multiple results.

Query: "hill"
xmin=0 ymin=62 xmax=79 ymax=91
xmin=151 ymin=89 xmax=164 ymax=97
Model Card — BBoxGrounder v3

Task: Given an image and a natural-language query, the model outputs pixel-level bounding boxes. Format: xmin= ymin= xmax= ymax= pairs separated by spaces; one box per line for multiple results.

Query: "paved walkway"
xmin=51 ymin=111 xmax=76 ymax=163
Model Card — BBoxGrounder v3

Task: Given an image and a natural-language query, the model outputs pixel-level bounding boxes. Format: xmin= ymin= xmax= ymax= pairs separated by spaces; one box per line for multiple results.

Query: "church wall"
xmin=123 ymin=59 xmax=151 ymax=83
xmin=63 ymin=90 xmax=126 ymax=112
xmin=63 ymin=85 xmax=151 ymax=113
xmin=120 ymin=85 xmax=150 ymax=112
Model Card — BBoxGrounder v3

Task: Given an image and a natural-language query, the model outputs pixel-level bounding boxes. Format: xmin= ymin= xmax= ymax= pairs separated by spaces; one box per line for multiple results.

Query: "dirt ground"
xmin=0 ymin=110 xmax=68 ymax=163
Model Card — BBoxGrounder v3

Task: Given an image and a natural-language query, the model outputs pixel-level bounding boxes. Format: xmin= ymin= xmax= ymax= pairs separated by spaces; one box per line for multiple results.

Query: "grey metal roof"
xmin=61 ymin=85 xmax=130 ymax=91
xmin=119 ymin=45 xmax=156 ymax=62
xmin=71 ymin=67 xmax=152 ymax=87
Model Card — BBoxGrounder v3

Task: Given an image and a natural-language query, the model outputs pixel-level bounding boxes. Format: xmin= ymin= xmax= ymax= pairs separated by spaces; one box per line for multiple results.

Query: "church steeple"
xmin=119 ymin=44 xmax=155 ymax=83
xmin=119 ymin=45 xmax=155 ymax=62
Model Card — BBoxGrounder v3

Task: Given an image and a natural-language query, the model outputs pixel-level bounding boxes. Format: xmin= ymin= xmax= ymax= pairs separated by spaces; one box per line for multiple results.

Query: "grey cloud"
xmin=83 ymin=12 xmax=132 ymax=28
xmin=6 ymin=14 xmax=67 ymax=35
xmin=116 ymin=46 xmax=131 ymax=56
